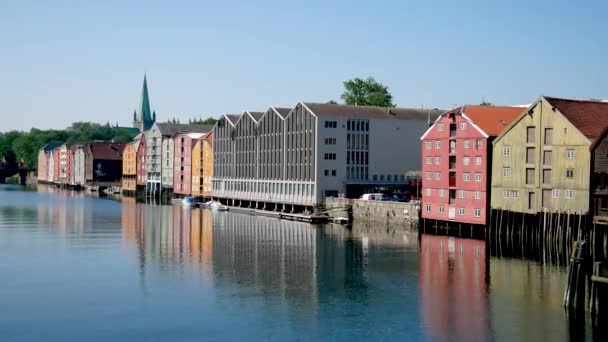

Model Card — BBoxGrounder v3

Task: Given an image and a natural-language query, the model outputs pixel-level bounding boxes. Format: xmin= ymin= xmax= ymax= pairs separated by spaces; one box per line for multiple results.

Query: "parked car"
xmin=359 ymin=193 xmax=385 ymax=201
xmin=388 ymin=193 xmax=409 ymax=202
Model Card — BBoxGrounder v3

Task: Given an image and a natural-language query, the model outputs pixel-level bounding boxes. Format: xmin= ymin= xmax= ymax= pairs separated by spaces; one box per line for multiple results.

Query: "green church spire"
xmin=139 ymin=74 xmax=152 ymax=123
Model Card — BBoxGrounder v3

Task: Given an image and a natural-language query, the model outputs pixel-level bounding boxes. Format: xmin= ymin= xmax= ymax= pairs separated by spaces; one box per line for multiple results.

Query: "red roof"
xmin=461 ymin=105 xmax=523 ymax=136
xmin=545 ymin=97 xmax=608 ymax=140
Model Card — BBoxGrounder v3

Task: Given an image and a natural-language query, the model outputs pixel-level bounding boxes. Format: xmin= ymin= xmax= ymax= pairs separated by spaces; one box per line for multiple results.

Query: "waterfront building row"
xmin=212 ymin=103 xmax=443 ymax=209
xmin=421 ymin=96 xmax=608 ymax=228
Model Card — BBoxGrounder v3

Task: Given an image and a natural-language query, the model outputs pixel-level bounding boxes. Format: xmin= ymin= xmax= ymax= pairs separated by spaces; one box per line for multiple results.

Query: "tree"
xmin=326 ymin=100 xmax=338 ymax=104
xmin=340 ymin=77 xmax=395 ymax=107
xmin=190 ymin=117 xmax=218 ymax=125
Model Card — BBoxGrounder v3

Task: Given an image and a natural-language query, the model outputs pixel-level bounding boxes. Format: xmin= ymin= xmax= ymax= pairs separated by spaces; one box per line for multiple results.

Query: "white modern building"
xmin=212 ymin=102 xmax=442 ymax=212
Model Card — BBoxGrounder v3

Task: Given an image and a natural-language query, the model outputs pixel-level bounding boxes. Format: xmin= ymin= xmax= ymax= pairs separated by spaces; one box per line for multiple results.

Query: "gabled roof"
xmin=225 ymin=114 xmax=241 ymax=125
xmin=41 ymin=143 xmax=60 ymax=152
xmin=156 ymin=123 xmax=214 ymax=136
xmin=88 ymin=142 xmax=125 ymax=160
xmin=545 ymin=97 xmax=608 ymax=140
xmin=272 ymin=107 xmax=291 ymax=118
xmin=462 ymin=105 xmax=523 ymax=136
xmin=247 ymin=111 xmax=264 ymax=122
xmin=302 ymin=102 xmax=444 ymax=121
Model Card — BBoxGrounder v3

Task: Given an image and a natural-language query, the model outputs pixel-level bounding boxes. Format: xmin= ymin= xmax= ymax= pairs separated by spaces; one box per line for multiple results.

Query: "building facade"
xmin=421 ymin=106 xmax=522 ymax=226
xmin=52 ymin=148 xmax=60 ymax=183
xmin=491 ymin=97 xmax=608 ymax=214
xmin=173 ymin=133 xmax=205 ymax=196
xmin=212 ymin=103 xmax=442 ymax=210
xmin=201 ymin=134 xmax=214 ymax=198
xmin=73 ymin=145 xmax=85 ymax=186
xmin=191 ymin=138 xmax=203 ymax=197
xmin=37 ymin=143 xmax=58 ymax=182
xmin=121 ymin=139 xmax=138 ymax=193
xmin=83 ymin=142 xmax=125 ymax=184
xmin=136 ymin=134 xmax=147 ymax=188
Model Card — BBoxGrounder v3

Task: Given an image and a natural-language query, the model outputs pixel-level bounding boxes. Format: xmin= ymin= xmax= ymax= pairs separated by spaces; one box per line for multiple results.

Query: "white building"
xmin=73 ymin=144 xmax=86 ymax=186
xmin=212 ymin=102 xmax=442 ymax=211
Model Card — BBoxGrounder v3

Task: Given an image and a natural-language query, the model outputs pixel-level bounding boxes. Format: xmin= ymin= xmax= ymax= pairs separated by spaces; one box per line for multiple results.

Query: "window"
xmin=565 ymin=190 xmax=574 ymax=199
xmin=565 ymin=168 xmax=574 ymax=178
xmin=373 ymin=175 xmax=378 ymax=181
xmin=474 ymin=208 xmax=481 ymax=217
xmin=325 ymin=121 xmax=337 ymax=128
xmin=426 ymin=172 xmax=432 ymax=180
xmin=463 ymin=156 xmax=470 ymax=165
xmin=438 ymin=123 xmax=445 ymax=131
xmin=526 ymin=126 xmax=536 ymax=143
xmin=544 ymin=128 xmax=553 ymax=145
xmin=426 ymin=157 xmax=432 ymax=165
xmin=435 ymin=172 xmax=441 ymax=180
xmin=503 ymin=167 xmax=511 ymax=177
xmin=475 ymin=156 xmax=482 ymax=166
xmin=387 ymin=175 xmax=392 ymax=181
xmin=324 ymin=138 xmax=336 ymax=145
xmin=526 ymin=147 xmax=535 ymax=164
xmin=475 ymin=173 xmax=481 ymax=182
xmin=475 ymin=140 xmax=482 ymax=149
xmin=435 ymin=141 xmax=441 ymax=149
xmin=459 ymin=190 xmax=465 ymax=198
xmin=526 ymin=168 xmax=535 ymax=185
xmin=504 ymin=190 xmax=511 ymax=199
xmin=332 ymin=170 xmax=336 ymax=176
xmin=435 ymin=157 xmax=441 ymax=165
xmin=324 ymin=169 xmax=329 ymax=176
xmin=503 ymin=145 xmax=511 ymax=156
xmin=458 ymin=208 xmax=465 ymax=216
xmin=543 ymin=151 xmax=552 ymax=166
xmin=475 ymin=191 xmax=481 ymax=200
xmin=566 ymin=149 xmax=575 ymax=159
xmin=463 ymin=173 xmax=470 ymax=181
xmin=425 ymin=204 xmax=431 ymax=213
xmin=512 ymin=191 xmax=519 ymax=199
xmin=460 ymin=122 xmax=467 ymax=130
xmin=552 ymin=189 xmax=560 ymax=198
xmin=426 ymin=188 xmax=432 ymax=196
xmin=439 ymin=206 xmax=445 ymax=213
xmin=464 ymin=140 xmax=470 ymax=149
xmin=439 ymin=189 xmax=445 ymax=198
xmin=543 ymin=169 xmax=552 ymax=184
xmin=324 ymin=153 xmax=336 ymax=160
xmin=426 ymin=141 xmax=432 ymax=150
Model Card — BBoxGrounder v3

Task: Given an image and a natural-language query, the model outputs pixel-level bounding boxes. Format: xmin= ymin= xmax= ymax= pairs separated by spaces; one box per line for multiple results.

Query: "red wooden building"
xmin=420 ymin=106 xmax=522 ymax=226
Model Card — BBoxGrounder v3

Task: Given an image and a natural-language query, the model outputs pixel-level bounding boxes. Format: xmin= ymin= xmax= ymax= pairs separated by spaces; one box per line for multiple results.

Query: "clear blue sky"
xmin=1 ymin=0 xmax=606 ymax=131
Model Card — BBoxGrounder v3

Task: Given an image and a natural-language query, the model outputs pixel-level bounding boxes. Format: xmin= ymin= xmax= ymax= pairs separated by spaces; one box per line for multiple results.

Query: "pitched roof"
xmin=41 ymin=143 xmax=60 ymax=152
xmin=225 ymin=114 xmax=241 ymax=125
xmin=273 ymin=107 xmax=292 ymax=117
xmin=88 ymin=142 xmax=125 ymax=160
xmin=461 ymin=105 xmax=524 ymax=136
xmin=156 ymin=123 xmax=214 ymax=136
xmin=248 ymin=111 xmax=264 ymax=122
xmin=303 ymin=102 xmax=444 ymax=121
xmin=545 ymin=97 xmax=608 ymax=140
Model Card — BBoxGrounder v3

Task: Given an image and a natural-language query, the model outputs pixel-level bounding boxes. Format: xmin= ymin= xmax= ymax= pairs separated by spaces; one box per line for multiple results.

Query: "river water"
xmin=0 ymin=184 xmax=604 ymax=341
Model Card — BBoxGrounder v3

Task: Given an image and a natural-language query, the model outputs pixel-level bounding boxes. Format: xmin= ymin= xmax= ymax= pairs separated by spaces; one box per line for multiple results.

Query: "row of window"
xmin=425 ymin=139 xmax=483 ymax=150
xmin=324 ymin=169 xmax=337 ymax=176
xmin=503 ymin=189 xmax=574 ymax=200
xmin=324 ymin=138 xmax=337 ymax=145
xmin=503 ymin=145 xmax=575 ymax=160
xmin=502 ymin=167 xmax=575 ymax=180
xmin=372 ymin=174 xmax=406 ymax=182
xmin=324 ymin=153 xmax=337 ymax=160
xmin=436 ymin=122 xmax=469 ymax=131
xmin=324 ymin=121 xmax=337 ymax=128
xmin=425 ymin=171 xmax=482 ymax=182
xmin=425 ymin=156 xmax=482 ymax=166
xmin=425 ymin=204 xmax=482 ymax=217
xmin=425 ymin=188 xmax=482 ymax=199
xmin=347 ymin=120 xmax=369 ymax=132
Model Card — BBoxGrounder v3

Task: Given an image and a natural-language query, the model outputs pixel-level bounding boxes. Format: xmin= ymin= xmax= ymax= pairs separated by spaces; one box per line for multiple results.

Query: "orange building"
xmin=121 ymin=140 xmax=138 ymax=194
xmin=191 ymin=132 xmax=213 ymax=198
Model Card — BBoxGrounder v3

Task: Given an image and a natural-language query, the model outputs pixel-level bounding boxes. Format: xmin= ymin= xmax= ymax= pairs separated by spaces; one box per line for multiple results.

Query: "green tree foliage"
xmin=0 ymin=122 xmax=137 ymax=169
xmin=190 ymin=117 xmax=218 ymax=125
xmin=326 ymin=100 xmax=338 ymax=104
xmin=340 ymin=77 xmax=395 ymax=107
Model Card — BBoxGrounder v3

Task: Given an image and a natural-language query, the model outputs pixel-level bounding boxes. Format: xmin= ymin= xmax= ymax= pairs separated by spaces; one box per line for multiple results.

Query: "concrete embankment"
xmin=324 ymin=198 xmax=420 ymax=228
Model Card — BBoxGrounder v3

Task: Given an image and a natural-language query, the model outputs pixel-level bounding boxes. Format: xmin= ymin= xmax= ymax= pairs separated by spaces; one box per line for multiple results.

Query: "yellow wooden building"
xmin=191 ymin=133 xmax=213 ymax=198
xmin=121 ymin=138 xmax=139 ymax=193
xmin=491 ymin=96 xmax=608 ymax=214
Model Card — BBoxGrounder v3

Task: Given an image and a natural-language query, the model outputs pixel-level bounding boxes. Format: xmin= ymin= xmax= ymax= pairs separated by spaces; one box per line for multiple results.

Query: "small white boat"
xmin=206 ymin=200 xmax=228 ymax=211
xmin=181 ymin=196 xmax=197 ymax=207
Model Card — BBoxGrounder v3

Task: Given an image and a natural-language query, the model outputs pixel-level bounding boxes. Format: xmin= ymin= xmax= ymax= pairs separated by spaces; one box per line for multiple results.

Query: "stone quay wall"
xmin=324 ymin=198 xmax=420 ymax=228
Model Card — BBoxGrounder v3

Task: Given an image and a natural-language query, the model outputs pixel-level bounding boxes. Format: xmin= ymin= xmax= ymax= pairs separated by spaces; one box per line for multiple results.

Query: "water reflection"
xmin=0 ymin=185 xmax=603 ymax=341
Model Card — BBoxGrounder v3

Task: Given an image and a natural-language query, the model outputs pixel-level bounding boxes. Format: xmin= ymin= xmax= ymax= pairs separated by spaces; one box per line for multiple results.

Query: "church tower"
xmin=133 ymin=75 xmax=156 ymax=132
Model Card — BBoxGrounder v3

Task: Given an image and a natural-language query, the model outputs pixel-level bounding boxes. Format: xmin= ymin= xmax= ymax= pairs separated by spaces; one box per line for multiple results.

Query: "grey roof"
xmin=225 ymin=114 xmax=241 ymax=125
xmin=247 ymin=111 xmax=265 ymax=122
xmin=273 ymin=107 xmax=292 ymax=118
xmin=42 ymin=143 xmax=60 ymax=152
xmin=156 ymin=123 xmax=214 ymax=136
xmin=303 ymin=102 xmax=444 ymax=121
